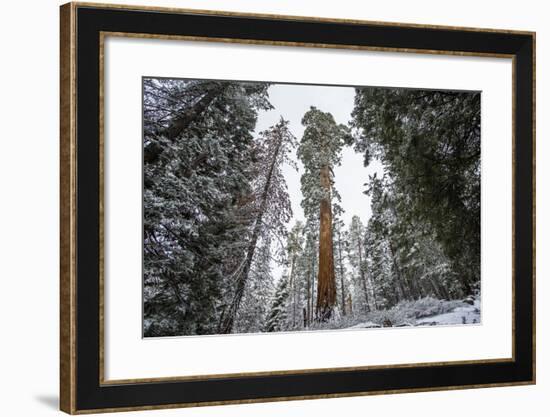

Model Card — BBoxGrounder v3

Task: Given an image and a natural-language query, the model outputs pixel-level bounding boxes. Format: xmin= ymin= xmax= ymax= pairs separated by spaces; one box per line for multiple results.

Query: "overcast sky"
xmin=255 ymin=83 xmax=384 ymax=234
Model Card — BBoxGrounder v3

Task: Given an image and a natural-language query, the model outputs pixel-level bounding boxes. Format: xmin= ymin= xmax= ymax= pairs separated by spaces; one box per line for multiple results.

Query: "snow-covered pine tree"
xmin=365 ymin=174 xmax=410 ymax=305
xmin=300 ymin=218 xmax=319 ymax=327
xmin=233 ymin=236 xmax=275 ymax=333
xmin=142 ymin=78 xmax=272 ymax=336
xmin=219 ymin=118 xmax=296 ymax=334
xmin=264 ymin=277 xmax=290 ymax=332
xmin=332 ymin=216 xmax=350 ymax=316
xmin=285 ymin=221 xmax=305 ymax=328
xmin=346 ymin=215 xmax=377 ymax=313
xmin=364 ymin=172 xmax=465 ymax=308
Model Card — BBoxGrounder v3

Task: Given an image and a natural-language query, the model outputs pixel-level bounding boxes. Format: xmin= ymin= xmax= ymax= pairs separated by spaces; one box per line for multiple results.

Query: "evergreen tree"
xmin=365 ymin=176 xmax=408 ymax=306
xmin=286 ymin=221 xmax=305 ymax=328
xmin=347 ymin=215 xmax=376 ymax=312
xmin=351 ymin=88 xmax=481 ymax=295
xmin=233 ymin=237 xmax=275 ymax=333
xmin=265 ymin=277 xmax=290 ymax=332
xmin=298 ymin=107 xmax=351 ymax=321
xmin=332 ymin=217 xmax=349 ymax=316
xmin=365 ymin=173 xmax=465 ymax=308
xmin=219 ymin=118 xmax=296 ymax=333
xmin=143 ymin=78 xmax=272 ymax=336
xmin=300 ymin=219 xmax=319 ymax=327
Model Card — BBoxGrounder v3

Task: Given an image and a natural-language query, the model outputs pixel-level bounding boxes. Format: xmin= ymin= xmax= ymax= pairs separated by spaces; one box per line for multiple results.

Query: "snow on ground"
xmin=347 ymin=321 xmax=381 ymax=329
xmin=416 ymin=298 xmax=480 ymax=326
xmin=343 ymin=297 xmax=481 ymax=329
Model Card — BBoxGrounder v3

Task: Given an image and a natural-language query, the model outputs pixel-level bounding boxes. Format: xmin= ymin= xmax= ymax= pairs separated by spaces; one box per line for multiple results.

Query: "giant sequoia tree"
xmin=298 ymin=107 xmax=351 ymax=321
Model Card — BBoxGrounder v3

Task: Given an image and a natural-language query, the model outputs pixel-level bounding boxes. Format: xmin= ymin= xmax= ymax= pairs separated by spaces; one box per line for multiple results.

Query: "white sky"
xmin=254 ymin=83 xmax=384 ymax=280
xmin=255 ymin=83 xmax=384 ymax=234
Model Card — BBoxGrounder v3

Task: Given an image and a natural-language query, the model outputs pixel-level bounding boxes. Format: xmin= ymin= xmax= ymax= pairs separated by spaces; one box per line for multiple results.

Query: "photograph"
xmin=142 ymin=78 xmax=482 ymax=337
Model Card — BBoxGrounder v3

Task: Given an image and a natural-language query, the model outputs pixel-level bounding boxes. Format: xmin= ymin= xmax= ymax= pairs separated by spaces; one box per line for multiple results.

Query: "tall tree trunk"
xmin=308 ymin=248 xmax=317 ymax=325
xmin=145 ymin=84 xmax=227 ymax=164
xmin=427 ymin=276 xmax=442 ymax=299
xmin=337 ymin=231 xmax=346 ymax=316
xmin=356 ymin=235 xmax=370 ymax=312
xmin=388 ymin=240 xmax=407 ymax=302
xmin=305 ymin=264 xmax=311 ymax=327
xmin=316 ymin=165 xmax=336 ymax=321
xmin=289 ymin=255 xmax=297 ymax=327
xmin=408 ymin=274 xmax=422 ymax=299
xmin=164 ymin=85 xmax=225 ymax=140
xmin=310 ymin=267 xmax=315 ymax=324
xmin=428 ymin=274 xmax=450 ymax=300
xmin=310 ymin=255 xmax=315 ymax=324
xmin=366 ymin=269 xmax=378 ymax=311
xmin=218 ymin=136 xmax=282 ymax=334
xmin=347 ymin=293 xmax=353 ymax=314
xmin=362 ymin=241 xmax=378 ymax=311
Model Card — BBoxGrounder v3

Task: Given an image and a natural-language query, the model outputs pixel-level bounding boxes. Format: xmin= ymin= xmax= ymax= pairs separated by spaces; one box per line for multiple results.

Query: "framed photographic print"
xmin=60 ymin=2 xmax=536 ymax=414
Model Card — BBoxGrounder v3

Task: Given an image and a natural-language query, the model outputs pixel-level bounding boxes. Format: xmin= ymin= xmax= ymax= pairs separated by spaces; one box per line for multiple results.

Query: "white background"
xmin=105 ymin=37 xmax=511 ymax=380
xmin=0 ymin=0 xmax=546 ymax=416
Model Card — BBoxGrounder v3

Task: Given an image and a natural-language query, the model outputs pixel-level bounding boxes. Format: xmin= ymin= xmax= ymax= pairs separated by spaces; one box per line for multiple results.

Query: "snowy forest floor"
xmin=305 ymin=296 xmax=481 ymax=332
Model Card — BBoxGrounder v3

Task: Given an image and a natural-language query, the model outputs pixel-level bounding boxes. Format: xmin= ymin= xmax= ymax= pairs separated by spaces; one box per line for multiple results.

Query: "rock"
xmin=463 ymin=297 xmax=475 ymax=305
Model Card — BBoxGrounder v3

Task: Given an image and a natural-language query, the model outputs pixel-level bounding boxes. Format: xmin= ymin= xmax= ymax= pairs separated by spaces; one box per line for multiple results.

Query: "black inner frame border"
xmin=75 ymin=5 xmax=534 ymax=411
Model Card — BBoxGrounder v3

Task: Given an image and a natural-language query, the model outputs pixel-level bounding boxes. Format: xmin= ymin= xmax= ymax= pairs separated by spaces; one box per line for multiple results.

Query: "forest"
xmin=142 ymin=78 xmax=481 ymax=337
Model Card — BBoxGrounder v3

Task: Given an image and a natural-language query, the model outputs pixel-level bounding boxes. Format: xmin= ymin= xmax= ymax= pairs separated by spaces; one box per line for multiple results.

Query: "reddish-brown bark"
xmin=316 ymin=165 xmax=336 ymax=321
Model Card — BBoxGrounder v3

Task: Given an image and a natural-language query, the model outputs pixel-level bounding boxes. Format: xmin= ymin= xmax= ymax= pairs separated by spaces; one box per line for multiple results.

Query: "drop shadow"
xmin=35 ymin=394 xmax=58 ymax=410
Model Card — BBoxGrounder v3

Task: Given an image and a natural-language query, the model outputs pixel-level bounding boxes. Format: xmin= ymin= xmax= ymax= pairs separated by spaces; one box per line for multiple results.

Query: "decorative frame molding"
xmin=60 ymin=2 xmax=535 ymax=414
